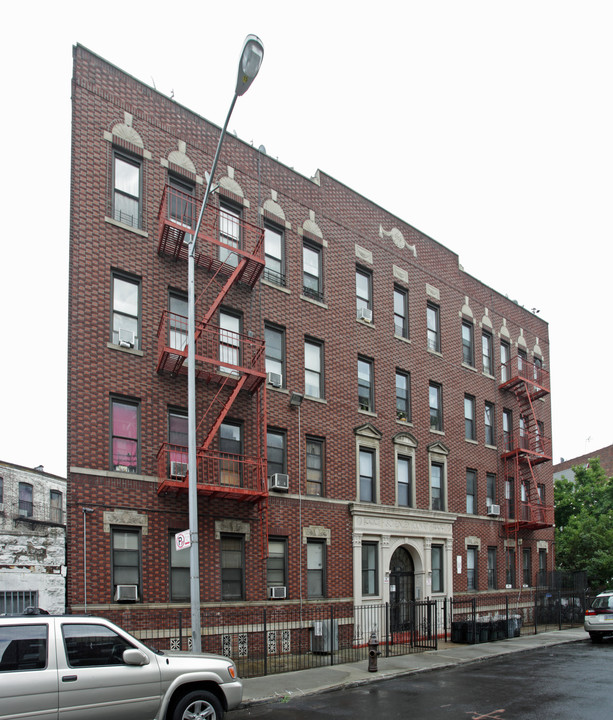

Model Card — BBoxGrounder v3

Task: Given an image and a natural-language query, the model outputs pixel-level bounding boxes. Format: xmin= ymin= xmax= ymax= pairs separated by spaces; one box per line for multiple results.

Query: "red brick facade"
xmin=67 ymin=45 xmax=554 ymax=620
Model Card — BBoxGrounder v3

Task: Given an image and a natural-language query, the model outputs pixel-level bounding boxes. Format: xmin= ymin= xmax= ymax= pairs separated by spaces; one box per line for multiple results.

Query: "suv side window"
xmin=0 ymin=625 xmax=47 ymax=671
xmin=63 ymin=624 xmax=134 ymax=667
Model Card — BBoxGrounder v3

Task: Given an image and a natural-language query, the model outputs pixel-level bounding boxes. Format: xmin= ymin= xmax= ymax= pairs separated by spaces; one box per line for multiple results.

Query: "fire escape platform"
xmin=157 ymin=186 xmax=265 ymax=289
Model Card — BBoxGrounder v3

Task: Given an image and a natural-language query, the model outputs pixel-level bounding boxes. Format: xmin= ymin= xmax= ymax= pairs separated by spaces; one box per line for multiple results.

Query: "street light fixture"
xmin=187 ymin=34 xmax=264 ymax=653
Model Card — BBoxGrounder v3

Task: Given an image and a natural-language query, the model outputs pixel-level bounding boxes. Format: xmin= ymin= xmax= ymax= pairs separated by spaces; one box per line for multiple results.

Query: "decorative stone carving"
xmin=214 ymin=518 xmax=251 ymax=541
xmin=379 ymin=225 xmax=417 ymax=257
xmin=103 ymin=509 xmax=148 ymax=534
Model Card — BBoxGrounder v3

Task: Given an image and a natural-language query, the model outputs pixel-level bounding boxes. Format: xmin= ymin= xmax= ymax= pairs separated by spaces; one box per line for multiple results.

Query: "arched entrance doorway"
xmin=389 ymin=546 xmax=415 ymax=632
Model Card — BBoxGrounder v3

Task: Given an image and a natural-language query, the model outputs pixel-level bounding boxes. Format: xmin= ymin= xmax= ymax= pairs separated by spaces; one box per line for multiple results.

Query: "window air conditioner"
xmin=487 ymin=504 xmax=501 ymax=516
xmin=269 ymin=473 xmax=289 ymax=492
xmin=357 ymin=307 xmax=373 ymax=323
xmin=170 ymin=461 xmax=188 ymax=478
xmin=269 ymin=586 xmax=287 ymax=599
xmin=267 ymin=372 xmax=283 ymax=388
xmin=118 ymin=328 xmax=135 ymax=348
xmin=115 ymin=584 xmax=139 ymax=602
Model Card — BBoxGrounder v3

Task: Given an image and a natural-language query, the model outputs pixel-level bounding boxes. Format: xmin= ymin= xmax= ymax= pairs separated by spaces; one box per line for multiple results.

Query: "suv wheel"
xmin=172 ymin=690 xmax=223 ymax=720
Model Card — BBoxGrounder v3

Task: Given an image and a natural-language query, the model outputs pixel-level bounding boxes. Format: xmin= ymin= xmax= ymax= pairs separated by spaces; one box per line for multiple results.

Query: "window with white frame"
xmin=427 ymin=302 xmax=440 ymax=352
xmin=219 ymin=309 xmax=241 ymax=374
xmin=500 ymin=340 xmax=511 ymax=382
xmin=113 ymin=152 xmax=142 ymax=228
xmin=265 ymin=323 xmax=285 ymax=387
xmin=484 ymin=402 xmax=495 ymax=446
xmin=303 ymin=242 xmax=323 ymax=301
xmin=482 ymin=330 xmax=493 ymax=375
xmin=393 ymin=285 xmax=409 ymax=338
xmin=362 ymin=542 xmax=378 ymax=596
xmin=112 ymin=273 xmax=140 ymax=349
xmin=112 ymin=528 xmax=141 ymax=601
xmin=359 ymin=448 xmax=376 ymax=503
xmin=431 ymin=462 xmax=444 ymax=511
xmin=396 ymin=370 xmax=411 ymax=422
xmin=356 ymin=267 xmax=372 ymax=318
xmin=307 ymin=540 xmax=325 ymax=598
xmin=462 ymin=320 xmax=475 ymax=366
xmin=219 ymin=201 xmax=241 ymax=267
xmin=466 ymin=469 xmax=477 ymax=514
xmin=264 ymin=222 xmax=285 ymax=286
xmin=304 ymin=338 xmax=324 ymax=398
xmin=467 ymin=546 xmax=477 ymax=590
xmin=221 ymin=534 xmax=244 ymax=600
xmin=429 ymin=382 xmax=443 ymax=431
xmin=464 ymin=394 xmax=476 ymax=441
xmin=358 ymin=356 xmax=374 ymax=412
xmin=397 ymin=455 xmax=413 ymax=507
xmin=431 ymin=545 xmax=443 ymax=592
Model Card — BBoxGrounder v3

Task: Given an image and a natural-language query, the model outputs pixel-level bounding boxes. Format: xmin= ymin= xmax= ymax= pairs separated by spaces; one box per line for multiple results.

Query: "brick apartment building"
xmin=67 ymin=45 xmax=555 ymax=626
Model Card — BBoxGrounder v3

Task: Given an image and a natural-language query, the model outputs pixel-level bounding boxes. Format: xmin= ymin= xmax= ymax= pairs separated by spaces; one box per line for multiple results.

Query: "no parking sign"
xmin=175 ymin=530 xmax=191 ymax=551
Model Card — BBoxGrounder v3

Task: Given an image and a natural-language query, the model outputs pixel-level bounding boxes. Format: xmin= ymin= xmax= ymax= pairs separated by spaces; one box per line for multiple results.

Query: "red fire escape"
xmin=499 ymin=355 xmax=554 ymax=545
xmin=154 ymin=183 xmax=268 ymax=543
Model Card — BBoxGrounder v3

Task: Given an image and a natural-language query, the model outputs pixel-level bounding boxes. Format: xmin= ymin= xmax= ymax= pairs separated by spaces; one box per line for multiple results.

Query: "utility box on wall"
xmin=310 ymin=619 xmax=339 ymax=653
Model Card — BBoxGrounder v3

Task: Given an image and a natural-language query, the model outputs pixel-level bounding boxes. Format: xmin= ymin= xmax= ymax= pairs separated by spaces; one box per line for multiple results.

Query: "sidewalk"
xmin=240 ymin=627 xmax=586 ymax=707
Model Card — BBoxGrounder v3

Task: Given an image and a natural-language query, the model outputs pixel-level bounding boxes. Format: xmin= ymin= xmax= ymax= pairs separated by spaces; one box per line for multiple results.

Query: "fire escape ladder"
xmin=198 ymin=374 xmax=248 ymax=452
xmin=195 ymin=257 xmax=249 ymax=342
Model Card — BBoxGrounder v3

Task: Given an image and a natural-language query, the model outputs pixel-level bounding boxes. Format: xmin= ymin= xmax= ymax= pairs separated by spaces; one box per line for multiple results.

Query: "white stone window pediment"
xmin=427 ymin=441 xmax=449 ymax=456
xmin=215 ymin=518 xmax=250 ymax=541
xmin=392 ymin=432 xmax=418 ymax=449
xmin=355 ymin=423 xmax=382 ymax=440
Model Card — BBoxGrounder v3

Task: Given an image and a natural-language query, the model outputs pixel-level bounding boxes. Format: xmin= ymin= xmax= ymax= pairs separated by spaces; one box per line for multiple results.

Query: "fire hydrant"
xmin=368 ymin=631 xmax=380 ymax=672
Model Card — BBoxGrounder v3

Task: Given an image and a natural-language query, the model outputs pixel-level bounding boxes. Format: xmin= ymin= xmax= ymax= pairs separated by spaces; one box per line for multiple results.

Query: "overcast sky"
xmin=1 ymin=0 xmax=611 ymax=478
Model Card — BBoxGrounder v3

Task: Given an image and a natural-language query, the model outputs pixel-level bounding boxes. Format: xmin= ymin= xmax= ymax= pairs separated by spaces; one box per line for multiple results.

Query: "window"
xmin=219 ymin=421 xmax=242 ymax=486
xmin=0 ymin=591 xmax=38 ymax=615
xmin=482 ymin=331 xmax=493 ymax=375
xmin=304 ymin=339 xmax=323 ymax=398
xmin=487 ymin=547 xmax=497 ymax=589
xmin=0 ymin=624 xmax=47 ymax=671
xmin=484 ymin=402 xmax=495 ymax=446
xmin=219 ymin=309 xmax=241 ymax=374
xmin=502 ymin=408 xmax=513 ymax=451
xmin=431 ymin=545 xmax=443 ymax=593
xmin=267 ymin=538 xmax=287 ymax=592
xmin=168 ymin=175 xmax=195 ymax=230
xmin=506 ymin=478 xmax=515 ymax=519
xmin=362 ymin=542 xmax=378 ymax=596
xmin=356 ymin=267 xmax=372 ymax=317
xmin=506 ymin=547 xmax=516 ymax=587
xmin=500 ymin=340 xmax=511 ymax=382
xmin=427 ymin=303 xmax=440 ymax=352
xmin=18 ymin=482 xmax=33 ymax=518
xmin=536 ymin=420 xmax=545 ymax=453
xmin=431 ymin=462 xmax=444 ymax=510
xmin=111 ymin=398 xmax=139 ymax=472
xmin=533 ymin=355 xmax=544 ymax=385
xmin=518 ymin=348 xmax=528 ymax=374
xmin=267 ymin=429 xmax=286 ymax=478
xmin=429 ymin=382 xmax=443 ymax=431
xmin=303 ymin=242 xmax=323 ymax=301
xmin=307 ymin=540 xmax=325 ymax=598
xmin=522 ymin=547 xmax=532 ymax=587
xmin=221 ymin=534 xmax=244 ymax=600
xmin=112 ymin=273 xmax=140 ymax=349
xmin=395 ymin=371 xmax=411 ymax=422
xmin=168 ymin=410 xmax=188 ymax=474
xmin=393 ymin=286 xmax=408 ymax=338
xmin=169 ymin=292 xmax=188 ymax=351
xmin=50 ymin=490 xmax=62 ymax=524
xmin=358 ymin=357 xmax=374 ymax=412
xmin=359 ymin=448 xmax=376 ymax=502
xmin=397 ymin=455 xmax=413 ymax=507
xmin=519 ymin=415 xmax=528 ymax=449
xmin=538 ymin=548 xmax=547 ymax=586
xmin=113 ymin=152 xmax=141 ymax=228
xmin=265 ymin=324 xmax=285 ymax=386
xmin=486 ymin=473 xmax=497 ymax=507
xmin=219 ymin=202 xmax=241 ymax=267
xmin=462 ymin=320 xmax=474 ymax=366
xmin=464 ymin=394 xmax=476 ymax=440
xmin=170 ymin=533 xmax=190 ymax=601
xmin=466 ymin=469 xmax=477 ymax=514
xmin=467 ymin=546 xmax=477 ymax=591
xmin=63 ymin=623 xmax=134 ymax=668
xmin=264 ymin=223 xmax=285 ymax=286
xmin=112 ymin=528 xmax=140 ymax=600
xmin=306 ymin=437 xmax=324 ymax=496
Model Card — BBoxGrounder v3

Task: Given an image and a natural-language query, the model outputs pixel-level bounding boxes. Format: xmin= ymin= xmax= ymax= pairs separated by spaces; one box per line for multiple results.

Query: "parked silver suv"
xmin=0 ymin=613 xmax=242 ymax=719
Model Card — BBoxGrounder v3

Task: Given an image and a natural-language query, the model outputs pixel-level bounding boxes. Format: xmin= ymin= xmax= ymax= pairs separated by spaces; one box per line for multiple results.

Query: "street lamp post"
xmin=187 ymin=35 xmax=264 ymax=653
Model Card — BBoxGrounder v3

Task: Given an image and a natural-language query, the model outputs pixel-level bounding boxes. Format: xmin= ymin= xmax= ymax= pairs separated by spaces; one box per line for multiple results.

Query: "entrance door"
xmin=389 ymin=547 xmax=415 ymax=633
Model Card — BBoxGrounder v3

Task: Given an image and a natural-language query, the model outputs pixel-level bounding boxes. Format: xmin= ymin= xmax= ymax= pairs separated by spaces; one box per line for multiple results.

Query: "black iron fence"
xmin=101 ymin=590 xmax=584 ymax=678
